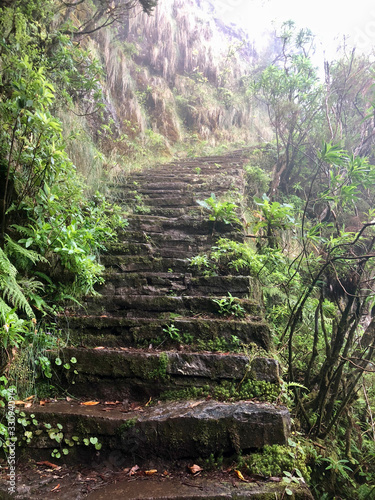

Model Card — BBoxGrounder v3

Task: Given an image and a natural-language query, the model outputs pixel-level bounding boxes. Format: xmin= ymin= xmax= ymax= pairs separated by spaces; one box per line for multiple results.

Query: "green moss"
xmin=244 ymin=444 xmax=311 ymax=482
xmin=147 ymin=352 xmax=169 ymax=380
xmin=160 ymin=379 xmax=279 ymax=403
xmin=118 ymin=417 xmax=138 ymax=434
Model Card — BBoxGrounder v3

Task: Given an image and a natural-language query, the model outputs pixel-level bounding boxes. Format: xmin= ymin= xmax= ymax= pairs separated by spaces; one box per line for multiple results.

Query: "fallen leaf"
xmin=269 ymin=477 xmax=282 ymax=482
xmin=189 ymin=401 xmax=202 ymax=408
xmin=66 ymin=397 xmax=73 ymax=402
xmin=50 ymin=484 xmax=60 ymax=492
xmin=162 ymin=470 xmax=169 ymax=476
xmin=25 ymin=395 xmax=35 ymax=401
xmin=24 ymin=402 xmax=32 ymax=408
xmin=80 ymin=401 xmax=100 ymax=406
xmin=104 ymin=401 xmax=120 ymax=405
xmin=129 ymin=403 xmax=143 ymax=411
xmin=234 ymin=470 xmax=248 ymax=482
xmin=145 ymin=397 xmax=152 ymax=407
xmin=128 ymin=465 xmax=139 ymax=476
xmin=94 ymin=346 xmax=105 ymax=350
xmin=39 ymin=400 xmax=46 ymax=406
xmin=188 ymin=464 xmax=203 ymax=475
xmin=145 ymin=469 xmax=157 ymax=475
xmin=36 ymin=461 xmax=60 ymax=470
xmin=100 ymin=315 xmax=108 ymax=318
xmin=14 ymin=401 xmax=25 ymax=405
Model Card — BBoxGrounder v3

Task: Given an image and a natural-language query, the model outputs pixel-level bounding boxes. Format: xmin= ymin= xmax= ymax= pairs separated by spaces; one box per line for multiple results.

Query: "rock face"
xmin=120 ymin=400 xmax=291 ymax=459
xmin=13 ymin=151 xmax=312 ymax=498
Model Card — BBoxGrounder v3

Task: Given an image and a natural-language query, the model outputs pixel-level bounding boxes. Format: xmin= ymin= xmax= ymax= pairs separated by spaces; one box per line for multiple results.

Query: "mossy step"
xmin=85 ymin=476 xmax=314 ymax=500
xmin=20 ymin=400 xmax=291 ymax=462
xmin=52 ymin=347 xmax=280 ymax=399
xmin=115 ymin=180 xmax=239 ymax=194
xmin=61 ymin=315 xmax=270 ymax=350
xmin=98 ymin=273 xmax=255 ymax=298
xmin=100 ymin=254 xmax=189 ymax=273
xmin=136 ymin=196 xmax=196 ymax=208
xmin=103 ymin=242 xmax=154 ymax=255
xmin=81 ymin=294 xmax=262 ymax=318
xmin=123 ymin=214 xmax=242 ymax=236
xmin=143 ymin=207 xmax=197 ymax=217
xmin=107 ymin=233 xmax=217 ymax=255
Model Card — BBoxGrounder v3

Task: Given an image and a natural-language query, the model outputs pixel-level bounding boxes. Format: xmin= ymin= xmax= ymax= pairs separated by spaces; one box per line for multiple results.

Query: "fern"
xmin=5 ymin=235 xmax=48 ymax=270
xmin=0 ymin=297 xmax=12 ymax=320
xmin=0 ymin=248 xmax=35 ymax=319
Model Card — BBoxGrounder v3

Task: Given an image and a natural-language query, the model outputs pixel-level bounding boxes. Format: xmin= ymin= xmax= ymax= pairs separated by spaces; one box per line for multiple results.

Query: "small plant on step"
xmin=197 ymin=193 xmax=240 ymax=225
xmin=162 ymin=323 xmax=182 ymax=342
xmin=188 ymin=254 xmax=216 ymax=276
xmin=213 ymin=293 xmax=246 ymax=318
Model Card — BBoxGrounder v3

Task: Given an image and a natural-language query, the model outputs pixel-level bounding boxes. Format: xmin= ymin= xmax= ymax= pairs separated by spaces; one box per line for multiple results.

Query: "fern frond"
xmin=0 ymin=247 xmax=17 ymax=280
xmin=0 ymin=297 xmax=12 ymax=322
xmin=10 ymin=224 xmax=33 ymax=237
xmin=17 ymin=277 xmax=45 ymax=294
xmin=5 ymin=235 xmax=48 ymax=268
xmin=1 ymin=276 xmax=34 ymax=319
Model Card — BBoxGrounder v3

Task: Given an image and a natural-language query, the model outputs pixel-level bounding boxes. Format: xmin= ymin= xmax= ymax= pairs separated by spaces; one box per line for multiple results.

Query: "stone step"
xmin=21 ymin=399 xmax=291 ymax=462
xmin=53 ymin=347 xmax=280 ymax=400
xmin=98 ymin=273 xmax=254 ymax=298
xmin=115 ymin=182 xmax=238 ymax=197
xmin=85 ymin=476 xmax=313 ymax=500
xmin=80 ymin=294 xmax=261 ymax=318
xmin=106 ymin=233 xmax=217 ymax=256
xmin=122 ymin=214 xmax=243 ymax=237
xmin=100 ymin=254 xmax=189 ymax=273
xmin=61 ymin=315 xmax=270 ymax=350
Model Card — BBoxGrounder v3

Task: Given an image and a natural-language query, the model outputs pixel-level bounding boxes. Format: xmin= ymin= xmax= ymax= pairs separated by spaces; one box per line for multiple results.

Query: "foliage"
xmin=197 ymin=193 xmax=240 ymax=225
xmin=161 ymin=379 xmax=280 ymax=403
xmin=245 ymin=442 xmax=311 ymax=482
xmin=213 ymin=293 xmax=246 ymax=318
xmin=250 ymin=21 xmax=323 ymax=194
xmin=252 ymin=194 xmax=295 ymax=248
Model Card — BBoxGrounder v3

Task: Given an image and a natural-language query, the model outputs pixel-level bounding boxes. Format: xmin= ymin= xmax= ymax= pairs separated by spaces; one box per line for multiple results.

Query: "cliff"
xmin=60 ymin=0 xmax=271 ymax=184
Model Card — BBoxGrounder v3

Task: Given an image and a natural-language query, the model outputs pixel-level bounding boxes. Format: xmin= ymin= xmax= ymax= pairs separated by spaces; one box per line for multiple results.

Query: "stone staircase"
xmin=17 ymin=151 xmax=313 ymax=499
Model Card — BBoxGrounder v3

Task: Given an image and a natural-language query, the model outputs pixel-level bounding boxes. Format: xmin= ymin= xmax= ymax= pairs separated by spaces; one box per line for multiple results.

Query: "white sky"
xmin=216 ymin=0 xmax=375 ymax=59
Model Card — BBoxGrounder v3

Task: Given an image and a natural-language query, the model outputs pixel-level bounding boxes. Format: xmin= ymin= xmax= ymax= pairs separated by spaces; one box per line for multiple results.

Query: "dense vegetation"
xmin=0 ymin=1 xmax=159 ymax=400
xmin=242 ymin=23 xmax=375 ymax=499
xmin=1 ymin=2 xmax=375 ymax=498
xmin=190 ymin=21 xmax=375 ymax=499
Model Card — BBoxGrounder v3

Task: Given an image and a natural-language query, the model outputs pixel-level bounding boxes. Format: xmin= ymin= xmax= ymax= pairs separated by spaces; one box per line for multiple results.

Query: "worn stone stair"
xmin=15 ymin=151 xmax=313 ymax=499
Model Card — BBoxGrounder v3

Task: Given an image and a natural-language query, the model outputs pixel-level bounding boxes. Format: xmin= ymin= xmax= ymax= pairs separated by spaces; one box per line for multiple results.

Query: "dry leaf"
xmin=162 ymin=470 xmax=169 ymax=476
xmin=39 ymin=400 xmax=46 ymax=406
xmin=25 ymin=395 xmax=35 ymax=401
xmin=14 ymin=401 xmax=25 ymax=405
xmin=189 ymin=401 xmax=202 ymax=408
xmin=188 ymin=464 xmax=203 ymax=475
xmin=50 ymin=484 xmax=60 ymax=492
xmin=234 ymin=470 xmax=248 ymax=482
xmin=80 ymin=401 xmax=100 ymax=406
xmin=145 ymin=469 xmax=157 ymax=475
xmin=269 ymin=477 xmax=282 ymax=482
xmin=94 ymin=346 xmax=105 ymax=350
xmin=66 ymin=397 xmax=73 ymax=402
xmin=36 ymin=461 xmax=60 ymax=470
xmin=104 ymin=401 xmax=120 ymax=405
xmin=128 ymin=465 xmax=139 ymax=476
xmin=24 ymin=402 xmax=32 ymax=408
